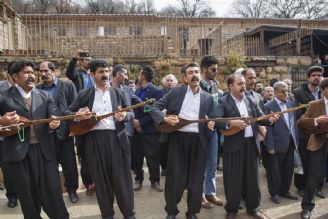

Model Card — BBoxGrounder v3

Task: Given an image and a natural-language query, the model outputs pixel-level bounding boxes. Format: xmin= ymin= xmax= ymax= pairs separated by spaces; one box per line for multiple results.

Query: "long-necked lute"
xmin=68 ymin=98 xmax=155 ymax=136
xmin=221 ymin=104 xmax=308 ymax=136
xmin=0 ymin=112 xmax=96 ymax=138
xmin=157 ymin=116 xmax=252 ymax=133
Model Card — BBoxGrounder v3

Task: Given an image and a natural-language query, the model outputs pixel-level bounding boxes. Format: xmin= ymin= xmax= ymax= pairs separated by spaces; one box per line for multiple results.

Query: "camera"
xmin=79 ymin=51 xmax=90 ymax=57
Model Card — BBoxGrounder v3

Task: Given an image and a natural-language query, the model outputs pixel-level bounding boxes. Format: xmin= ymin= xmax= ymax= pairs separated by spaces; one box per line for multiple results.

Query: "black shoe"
xmin=280 ymin=192 xmax=298 ymax=200
xmin=7 ymin=197 xmax=18 ymax=208
xmin=166 ymin=214 xmax=176 ymax=219
xmin=271 ymin=195 xmax=280 ymax=204
xmin=315 ymin=190 xmax=325 ymax=199
xmin=124 ymin=215 xmax=136 ymax=219
xmin=301 ymin=209 xmax=311 ymax=219
xmin=133 ymin=181 xmax=142 ymax=191
xmin=68 ymin=192 xmax=79 ymax=203
xmin=186 ymin=213 xmax=198 ymax=219
xmin=297 ymin=190 xmax=304 ymax=197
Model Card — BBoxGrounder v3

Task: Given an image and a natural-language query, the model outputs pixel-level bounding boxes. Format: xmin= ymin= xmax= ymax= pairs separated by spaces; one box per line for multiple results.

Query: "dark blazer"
xmin=150 ymin=85 xmax=216 ymax=151
xmin=66 ymin=58 xmax=88 ymax=92
xmin=216 ymin=94 xmax=269 ymax=154
xmin=63 ymin=86 xmax=134 ymax=152
xmin=36 ymin=79 xmax=77 ymax=140
xmin=248 ymin=90 xmax=265 ymax=110
xmin=0 ymin=87 xmax=58 ymax=162
xmin=135 ymin=83 xmax=163 ymax=134
xmin=264 ymin=99 xmax=298 ymax=153
xmin=0 ymin=80 xmax=10 ymax=90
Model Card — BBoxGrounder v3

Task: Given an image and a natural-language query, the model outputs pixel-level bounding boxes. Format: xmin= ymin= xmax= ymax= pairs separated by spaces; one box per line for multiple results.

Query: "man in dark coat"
xmin=293 ymin=65 xmax=324 ymax=198
xmin=216 ymin=74 xmax=278 ymax=219
xmin=150 ymin=62 xmax=216 ymax=219
xmin=36 ymin=61 xmax=79 ymax=203
xmin=133 ymin=65 xmax=163 ymax=192
xmin=63 ymin=60 xmax=135 ymax=219
xmin=0 ymin=60 xmax=68 ymax=219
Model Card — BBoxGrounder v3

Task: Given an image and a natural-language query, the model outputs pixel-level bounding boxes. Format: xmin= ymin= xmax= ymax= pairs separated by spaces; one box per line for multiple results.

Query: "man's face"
xmin=323 ymin=86 xmax=328 ymax=99
xmin=283 ymin=80 xmax=292 ymax=92
xmin=275 ymin=85 xmax=288 ymax=102
xmin=324 ymin=55 xmax=328 ymax=62
xmin=229 ymin=76 xmax=246 ymax=99
xmin=39 ymin=62 xmax=56 ymax=84
xmin=308 ymin=71 xmax=322 ymax=86
xmin=165 ymin=75 xmax=174 ymax=89
xmin=255 ymin=83 xmax=263 ymax=92
xmin=263 ymin=87 xmax=274 ymax=100
xmin=81 ymin=57 xmax=92 ymax=70
xmin=117 ymin=68 xmax=128 ymax=85
xmin=203 ymin=64 xmax=218 ymax=81
xmin=184 ymin=66 xmax=200 ymax=88
xmin=91 ymin=67 xmax=110 ymax=87
xmin=13 ymin=66 xmax=36 ymax=91
xmin=245 ymin=70 xmax=256 ymax=91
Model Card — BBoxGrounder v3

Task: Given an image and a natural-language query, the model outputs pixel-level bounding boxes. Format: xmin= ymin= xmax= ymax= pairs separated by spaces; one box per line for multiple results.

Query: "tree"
xmin=270 ymin=0 xmax=304 ymax=18
xmin=231 ymin=0 xmax=270 ymax=18
xmin=159 ymin=0 xmax=215 ymax=17
xmin=301 ymin=0 xmax=327 ymax=19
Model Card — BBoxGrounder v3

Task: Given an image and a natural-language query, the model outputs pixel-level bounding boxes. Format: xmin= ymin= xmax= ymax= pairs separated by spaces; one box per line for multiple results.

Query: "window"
xmin=104 ymin=26 xmax=116 ymax=36
xmin=160 ymin=26 xmax=167 ymax=36
xmin=76 ymin=27 xmax=88 ymax=36
xmin=56 ymin=26 xmax=66 ymax=37
xmin=129 ymin=26 xmax=142 ymax=36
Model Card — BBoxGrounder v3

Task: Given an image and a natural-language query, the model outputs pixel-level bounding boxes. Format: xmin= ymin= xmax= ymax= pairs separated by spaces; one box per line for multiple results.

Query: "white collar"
xmin=187 ymin=85 xmax=200 ymax=95
xmin=15 ymin=84 xmax=32 ymax=98
xmin=324 ymin=97 xmax=328 ymax=105
xmin=230 ymin=93 xmax=245 ymax=103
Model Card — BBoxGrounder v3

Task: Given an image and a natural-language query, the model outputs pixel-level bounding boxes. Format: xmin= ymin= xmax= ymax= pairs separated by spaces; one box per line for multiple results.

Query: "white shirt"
xmin=275 ymin=97 xmax=290 ymax=129
xmin=15 ymin=84 xmax=32 ymax=98
xmin=91 ymin=87 xmax=116 ymax=131
xmin=178 ymin=86 xmax=200 ymax=133
xmin=231 ymin=95 xmax=253 ymax=137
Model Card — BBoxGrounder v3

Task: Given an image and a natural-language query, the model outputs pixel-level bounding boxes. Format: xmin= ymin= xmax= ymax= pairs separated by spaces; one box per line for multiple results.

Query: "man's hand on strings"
xmin=269 ymin=112 xmax=280 ymax=124
xmin=163 ymin=115 xmax=179 ymax=126
xmin=228 ymin=120 xmax=247 ymax=130
xmin=114 ymin=106 xmax=127 ymax=121
xmin=76 ymin=107 xmax=92 ymax=121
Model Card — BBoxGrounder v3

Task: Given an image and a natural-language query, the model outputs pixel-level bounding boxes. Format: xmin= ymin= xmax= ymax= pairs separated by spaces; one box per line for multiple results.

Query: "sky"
xmin=153 ymin=0 xmax=233 ymax=17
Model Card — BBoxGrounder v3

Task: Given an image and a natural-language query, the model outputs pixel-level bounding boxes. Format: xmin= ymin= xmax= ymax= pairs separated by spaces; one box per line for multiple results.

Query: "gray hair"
xmin=273 ymin=81 xmax=287 ymax=91
xmin=161 ymin=73 xmax=178 ymax=87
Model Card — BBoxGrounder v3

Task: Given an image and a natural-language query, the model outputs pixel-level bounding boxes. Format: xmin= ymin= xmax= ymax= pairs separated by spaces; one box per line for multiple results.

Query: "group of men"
xmin=0 ymin=53 xmax=327 ymax=219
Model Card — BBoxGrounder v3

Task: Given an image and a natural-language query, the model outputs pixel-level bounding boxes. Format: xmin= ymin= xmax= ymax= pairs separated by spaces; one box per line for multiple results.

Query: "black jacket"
xmin=36 ymin=79 xmax=77 ymax=140
xmin=63 ymin=86 xmax=134 ymax=152
xmin=0 ymin=87 xmax=58 ymax=162
xmin=66 ymin=58 xmax=88 ymax=92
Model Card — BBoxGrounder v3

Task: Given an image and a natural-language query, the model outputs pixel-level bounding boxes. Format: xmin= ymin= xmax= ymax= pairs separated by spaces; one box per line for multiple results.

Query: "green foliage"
xmin=128 ymin=64 xmax=141 ymax=82
xmin=221 ymin=54 xmax=246 ymax=75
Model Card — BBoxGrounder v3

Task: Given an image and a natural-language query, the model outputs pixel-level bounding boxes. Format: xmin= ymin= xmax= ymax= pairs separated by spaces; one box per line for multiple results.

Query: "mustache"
xmin=41 ymin=75 xmax=49 ymax=80
xmin=26 ymin=77 xmax=35 ymax=83
xmin=101 ymin=76 xmax=109 ymax=81
xmin=191 ymin=76 xmax=199 ymax=81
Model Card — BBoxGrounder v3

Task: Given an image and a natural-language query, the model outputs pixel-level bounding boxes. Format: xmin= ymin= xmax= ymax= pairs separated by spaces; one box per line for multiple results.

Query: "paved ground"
xmin=0 ymin=166 xmax=328 ymax=219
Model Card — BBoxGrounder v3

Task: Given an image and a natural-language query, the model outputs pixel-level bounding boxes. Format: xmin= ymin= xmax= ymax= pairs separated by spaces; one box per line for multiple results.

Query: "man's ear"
xmin=12 ymin=73 xmax=18 ymax=82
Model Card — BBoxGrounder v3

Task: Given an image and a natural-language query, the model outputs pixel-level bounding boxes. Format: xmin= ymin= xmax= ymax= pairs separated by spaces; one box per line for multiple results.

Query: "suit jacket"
xmin=63 ymin=86 xmax=134 ymax=152
xmin=36 ymin=79 xmax=77 ymax=140
xmin=297 ymin=99 xmax=327 ymax=151
xmin=264 ymin=99 xmax=298 ymax=153
xmin=216 ymin=94 xmax=270 ymax=154
xmin=0 ymin=80 xmax=10 ymax=91
xmin=293 ymin=82 xmax=321 ymax=141
xmin=0 ymin=87 xmax=58 ymax=162
xmin=66 ymin=58 xmax=88 ymax=92
xmin=150 ymin=85 xmax=215 ymax=151
xmin=135 ymin=83 xmax=163 ymax=134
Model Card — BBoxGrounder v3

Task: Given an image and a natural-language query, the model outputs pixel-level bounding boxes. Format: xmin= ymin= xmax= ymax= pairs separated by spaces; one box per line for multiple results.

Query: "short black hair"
xmin=90 ymin=60 xmax=109 ymax=73
xmin=320 ymin=78 xmax=328 ymax=89
xmin=182 ymin=62 xmax=200 ymax=76
xmin=141 ymin=65 xmax=155 ymax=82
xmin=127 ymin=80 xmax=135 ymax=85
xmin=112 ymin=64 xmax=127 ymax=77
xmin=200 ymin=56 xmax=218 ymax=69
xmin=307 ymin=65 xmax=323 ymax=77
xmin=9 ymin=60 xmax=35 ymax=76
xmin=269 ymin=78 xmax=279 ymax=87
xmin=40 ymin=61 xmax=56 ymax=71
xmin=7 ymin=61 xmax=16 ymax=75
